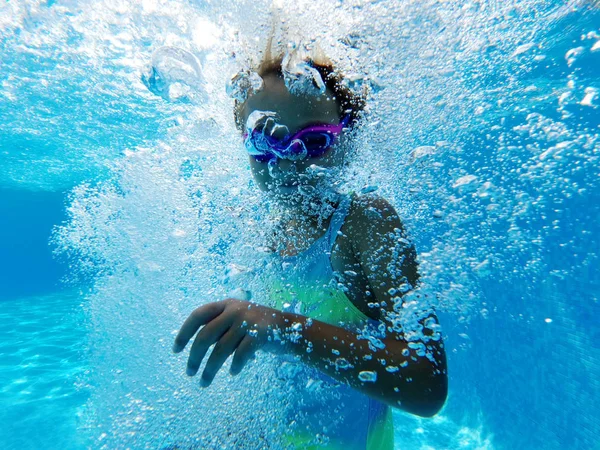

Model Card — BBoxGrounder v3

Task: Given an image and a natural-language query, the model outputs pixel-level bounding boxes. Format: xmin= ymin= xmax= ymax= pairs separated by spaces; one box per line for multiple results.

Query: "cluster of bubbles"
xmin=141 ymin=46 xmax=206 ymax=103
xmin=2 ymin=0 xmax=598 ymax=447
xmin=281 ymin=43 xmax=327 ymax=96
xmin=226 ymin=70 xmax=264 ymax=103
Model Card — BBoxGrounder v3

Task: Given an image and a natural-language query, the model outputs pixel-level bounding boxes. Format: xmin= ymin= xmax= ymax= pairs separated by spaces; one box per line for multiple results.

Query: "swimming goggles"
xmin=243 ymin=115 xmax=350 ymax=162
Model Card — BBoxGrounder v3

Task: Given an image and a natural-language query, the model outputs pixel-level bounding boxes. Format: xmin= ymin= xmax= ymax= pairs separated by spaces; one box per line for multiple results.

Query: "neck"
xmin=270 ymin=186 xmax=341 ymax=224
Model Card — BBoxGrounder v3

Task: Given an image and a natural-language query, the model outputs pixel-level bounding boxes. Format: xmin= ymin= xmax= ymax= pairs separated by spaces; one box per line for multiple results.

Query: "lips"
xmin=277 ymin=184 xmax=298 ymax=191
xmin=274 ymin=178 xmax=299 ymax=188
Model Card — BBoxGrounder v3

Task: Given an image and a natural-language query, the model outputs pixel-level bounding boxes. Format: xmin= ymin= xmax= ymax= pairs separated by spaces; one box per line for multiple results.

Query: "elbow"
xmin=382 ymin=340 xmax=448 ymax=416
xmin=388 ymin=362 xmax=448 ymax=417
xmin=420 ymin=371 xmax=448 ymax=417
xmin=412 ymin=343 xmax=448 ymax=417
xmin=395 ymin=375 xmax=447 ymax=417
xmin=411 ymin=385 xmax=447 ymax=417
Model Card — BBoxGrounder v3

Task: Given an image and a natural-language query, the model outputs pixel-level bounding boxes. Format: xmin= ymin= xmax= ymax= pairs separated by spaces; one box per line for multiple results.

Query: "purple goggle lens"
xmin=243 ymin=115 xmax=350 ymax=162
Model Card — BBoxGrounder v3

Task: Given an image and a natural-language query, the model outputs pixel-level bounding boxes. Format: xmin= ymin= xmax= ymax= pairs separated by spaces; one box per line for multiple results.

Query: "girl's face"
xmin=240 ymin=74 xmax=344 ymax=200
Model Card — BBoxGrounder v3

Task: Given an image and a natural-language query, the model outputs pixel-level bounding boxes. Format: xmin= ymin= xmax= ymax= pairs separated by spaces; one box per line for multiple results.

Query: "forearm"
xmin=173 ymin=298 xmax=447 ymax=416
xmin=273 ymin=312 xmax=447 ymax=417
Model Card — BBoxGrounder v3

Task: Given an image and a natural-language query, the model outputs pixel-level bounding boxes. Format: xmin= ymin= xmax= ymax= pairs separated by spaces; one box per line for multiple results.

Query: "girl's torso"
xmin=272 ymin=193 xmax=377 ymax=322
xmin=266 ymin=193 xmax=393 ymax=450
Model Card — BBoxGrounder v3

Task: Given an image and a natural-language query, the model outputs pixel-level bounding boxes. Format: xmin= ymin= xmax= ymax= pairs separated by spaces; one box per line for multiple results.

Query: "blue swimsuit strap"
xmin=325 ymin=194 xmax=353 ymax=251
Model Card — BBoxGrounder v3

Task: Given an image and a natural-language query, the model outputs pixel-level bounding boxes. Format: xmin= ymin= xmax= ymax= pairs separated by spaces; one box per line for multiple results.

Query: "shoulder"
xmin=343 ymin=192 xmax=420 ymax=287
xmin=345 ymin=193 xmax=403 ymax=234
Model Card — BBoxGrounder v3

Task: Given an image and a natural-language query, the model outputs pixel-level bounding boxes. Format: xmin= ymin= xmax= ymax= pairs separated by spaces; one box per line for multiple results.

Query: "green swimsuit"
xmin=267 ymin=194 xmax=394 ymax=450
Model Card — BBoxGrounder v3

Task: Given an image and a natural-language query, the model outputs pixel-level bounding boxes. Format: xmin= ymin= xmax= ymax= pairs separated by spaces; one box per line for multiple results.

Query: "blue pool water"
xmin=0 ymin=291 xmax=88 ymax=450
xmin=0 ymin=190 xmax=68 ymax=300
xmin=1 ymin=0 xmax=599 ymax=449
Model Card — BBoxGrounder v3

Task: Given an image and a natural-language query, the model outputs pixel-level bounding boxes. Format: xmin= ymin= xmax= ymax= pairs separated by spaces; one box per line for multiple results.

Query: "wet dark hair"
xmin=233 ymin=56 xmax=366 ymax=131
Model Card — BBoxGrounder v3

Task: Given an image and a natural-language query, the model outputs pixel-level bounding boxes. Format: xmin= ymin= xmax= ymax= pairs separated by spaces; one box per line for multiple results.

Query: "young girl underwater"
xmin=173 ymin=44 xmax=448 ymax=449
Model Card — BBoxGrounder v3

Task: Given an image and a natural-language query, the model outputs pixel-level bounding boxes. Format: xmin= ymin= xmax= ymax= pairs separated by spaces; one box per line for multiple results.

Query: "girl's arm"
xmin=278 ymin=194 xmax=447 ymax=416
xmin=273 ymin=309 xmax=446 ymax=417
xmin=173 ymin=195 xmax=447 ymax=417
xmin=174 ymin=300 xmax=445 ymax=417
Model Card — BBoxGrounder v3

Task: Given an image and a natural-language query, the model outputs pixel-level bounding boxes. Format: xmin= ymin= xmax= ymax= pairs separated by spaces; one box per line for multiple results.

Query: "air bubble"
xmin=580 ymin=88 xmax=596 ymax=107
xmin=565 ymin=46 xmax=585 ymax=66
xmin=226 ymin=71 xmax=264 ymax=102
xmin=453 ymin=175 xmax=478 ymax=190
xmin=141 ymin=46 xmax=205 ymax=103
xmin=282 ymin=44 xmax=326 ymax=97
xmin=358 ymin=371 xmax=378 ymax=382
xmin=335 ymin=358 xmax=351 ymax=370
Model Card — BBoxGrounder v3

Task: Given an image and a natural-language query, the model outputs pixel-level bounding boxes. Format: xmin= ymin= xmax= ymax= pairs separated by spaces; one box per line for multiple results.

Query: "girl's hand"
xmin=172 ymin=299 xmax=284 ymax=386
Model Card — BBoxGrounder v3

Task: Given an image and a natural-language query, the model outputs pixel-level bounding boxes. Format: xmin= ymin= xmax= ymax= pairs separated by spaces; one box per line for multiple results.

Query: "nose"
xmin=276 ymin=158 xmax=295 ymax=172
xmin=268 ymin=158 xmax=298 ymax=181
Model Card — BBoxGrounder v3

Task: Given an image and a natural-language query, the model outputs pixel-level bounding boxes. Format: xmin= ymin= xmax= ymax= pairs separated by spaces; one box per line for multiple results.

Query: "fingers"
xmin=230 ymin=335 xmax=257 ymax=376
xmin=173 ymin=299 xmax=260 ymax=385
xmin=200 ymin=326 xmax=246 ymax=387
xmin=173 ymin=302 xmax=227 ymax=353
xmin=186 ymin=313 xmax=233 ymax=376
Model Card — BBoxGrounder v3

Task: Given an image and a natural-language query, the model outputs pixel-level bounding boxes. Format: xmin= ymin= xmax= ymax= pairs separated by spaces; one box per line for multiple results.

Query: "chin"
xmin=276 ymin=184 xmax=301 ymax=195
xmin=270 ymin=187 xmax=303 ymax=204
xmin=260 ymin=183 xmax=301 ymax=202
xmin=276 ymin=183 xmax=332 ymax=206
